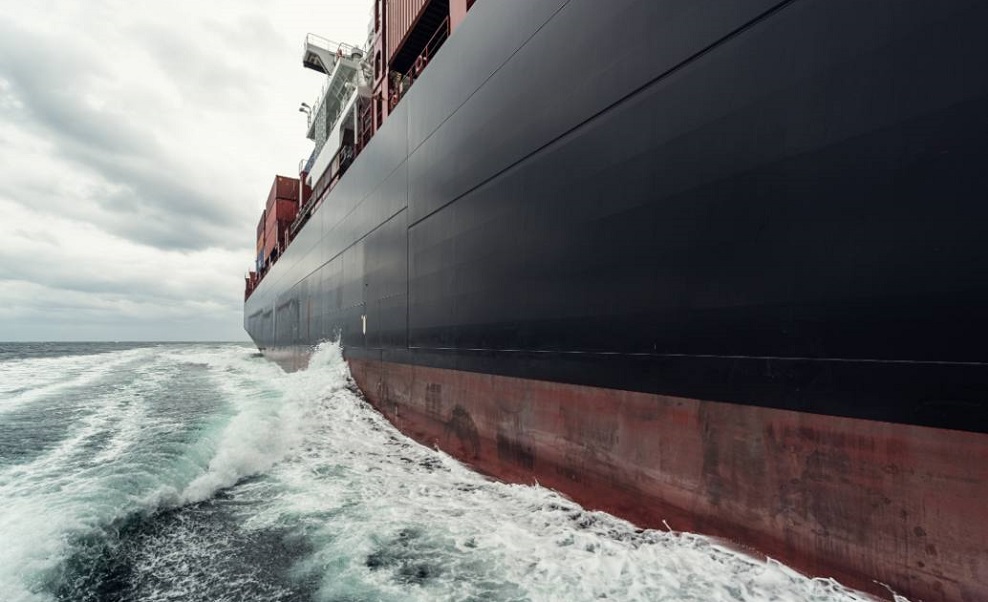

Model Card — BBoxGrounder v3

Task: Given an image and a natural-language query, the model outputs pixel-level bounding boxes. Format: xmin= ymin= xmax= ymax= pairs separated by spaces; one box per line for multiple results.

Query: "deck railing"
xmin=389 ymin=16 xmax=450 ymax=109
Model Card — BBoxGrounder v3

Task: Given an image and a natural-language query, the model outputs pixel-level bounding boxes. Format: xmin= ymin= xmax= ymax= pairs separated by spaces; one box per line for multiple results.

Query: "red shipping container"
xmin=271 ymin=199 xmax=298 ymax=223
xmin=264 ymin=212 xmax=278 ymax=258
xmin=266 ymin=175 xmax=300 ymax=212
xmin=263 ymin=211 xmax=297 ymax=260
xmin=387 ymin=0 xmax=430 ymax=64
xmin=256 ymin=210 xmax=266 ymax=239
xmin=256 ymin=210 xmax=267 ymax=254
xmin=263 ymin=222 xmax=278 ymax=260
xmin=259 ymin=175 xmax=301 ymax=263
xmin=276 ymin=176 xmax=299 ymax=201
xmin=264 ymin=202 xmax=294 ymax=235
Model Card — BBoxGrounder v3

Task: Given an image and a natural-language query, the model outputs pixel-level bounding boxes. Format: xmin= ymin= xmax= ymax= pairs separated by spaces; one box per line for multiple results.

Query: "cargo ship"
xmin=244 ymin=1 xmax=988 ymax=600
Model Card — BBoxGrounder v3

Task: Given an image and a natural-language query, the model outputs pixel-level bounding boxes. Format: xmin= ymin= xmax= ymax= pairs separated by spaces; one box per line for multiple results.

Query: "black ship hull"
xmin=246 ymin=1 xmax=988 ymax=599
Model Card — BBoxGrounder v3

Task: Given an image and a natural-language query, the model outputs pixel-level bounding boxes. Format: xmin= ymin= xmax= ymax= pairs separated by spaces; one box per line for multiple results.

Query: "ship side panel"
xmin=403 ymin=0 xmax=988 ymax=429
xmin=246 ymin=99 xmax=411 ymax=359
xmin=318 ymin=255 xmax=343 ymax=341
xmin=405 ymin=0 xmax=569 ymax=152
xmin=409 ymin=0 xmax=988 ymax=359
xmin=319 ymin=98 xmax=408 ymax=254
xmin=249 ymin=0 xmax=988 ymax=431
xmin=332 ymin=238 xmax=361 ymax=350
xmin=366 ymin=208 xmax=409 ymax=350
xmin=406 ymin=0 xmax=784 ymax=225
xmin=251 ymin=0 xmax=988 ymax=425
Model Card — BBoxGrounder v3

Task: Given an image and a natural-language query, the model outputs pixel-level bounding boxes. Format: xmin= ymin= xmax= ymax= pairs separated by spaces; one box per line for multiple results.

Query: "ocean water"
xmin=0 ymin=342 xmax=896 ymax=602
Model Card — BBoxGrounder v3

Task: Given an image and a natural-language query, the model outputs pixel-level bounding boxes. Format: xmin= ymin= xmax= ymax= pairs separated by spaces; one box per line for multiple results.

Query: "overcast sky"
xmin=0 ymin=0 xmax=370 ymax=341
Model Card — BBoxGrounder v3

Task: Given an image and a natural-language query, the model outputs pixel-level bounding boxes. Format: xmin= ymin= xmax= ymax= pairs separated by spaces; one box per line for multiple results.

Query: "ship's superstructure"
xmin=245 ymin=2 xmax=988 ymax=601
xmin=246 ymin=0 xmax=460 ymax=297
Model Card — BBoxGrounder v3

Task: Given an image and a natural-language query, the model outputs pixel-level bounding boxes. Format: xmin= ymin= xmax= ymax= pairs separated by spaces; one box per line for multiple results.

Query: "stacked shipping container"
xmin=259 ymin=175 xmax=299 ymax=270
xmin=255 ymin=210 xmax=266 ymax=273
xmin=247 ymin=177 xmax=300 ymax=298
xmin=386 ymin=0 xmax=430 ymax=64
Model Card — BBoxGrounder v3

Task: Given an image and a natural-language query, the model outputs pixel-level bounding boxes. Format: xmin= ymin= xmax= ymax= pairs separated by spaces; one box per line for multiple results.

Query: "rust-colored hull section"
xmin=349 ymin=358 xmax=987 ymax=602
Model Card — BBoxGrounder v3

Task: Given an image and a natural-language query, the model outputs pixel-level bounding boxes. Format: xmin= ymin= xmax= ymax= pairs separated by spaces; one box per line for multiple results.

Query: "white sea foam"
xmin=0 ymin=344 xmax=297 ymax=602
xmin=238 ymin=343 xmax=896 ymax=602
xmin=0 ymin=347 xmax=154 ymax=414
xmin=0 ymin=342 xmax=906 ymax=602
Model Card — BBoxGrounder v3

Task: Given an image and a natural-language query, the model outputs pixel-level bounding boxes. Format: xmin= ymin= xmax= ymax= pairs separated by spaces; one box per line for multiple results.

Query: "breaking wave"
xmin=0 ymin=342 xmax=900 ymax=601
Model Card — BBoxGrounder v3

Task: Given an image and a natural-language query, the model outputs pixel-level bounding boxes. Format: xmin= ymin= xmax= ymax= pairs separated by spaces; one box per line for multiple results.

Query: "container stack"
xmin=255 ymin=210 xmax=267 ymax=274
xmin=261 ymin=175 xmax=300 ymax=268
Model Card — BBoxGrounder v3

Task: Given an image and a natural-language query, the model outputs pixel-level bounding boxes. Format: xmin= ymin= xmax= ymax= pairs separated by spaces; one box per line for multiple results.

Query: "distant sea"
xmin=0 ymin=342 xmax=886 ymax=602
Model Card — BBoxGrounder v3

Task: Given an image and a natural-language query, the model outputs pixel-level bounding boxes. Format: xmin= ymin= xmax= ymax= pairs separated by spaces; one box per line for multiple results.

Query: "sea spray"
xmin=0 ymin=342 xmax=896 ymax=601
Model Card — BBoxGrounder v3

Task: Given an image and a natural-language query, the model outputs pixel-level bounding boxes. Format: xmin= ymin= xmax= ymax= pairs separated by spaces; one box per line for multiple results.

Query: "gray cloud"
xmin=134 ymin=22 xmax=264 ymax=110
xmin=0 ymin=0 xmax=368 ymax=341
xmin=0 ymin=20 xmax=237 ymax=251
xmin=0 ymin=279 xmax=245 ymax=341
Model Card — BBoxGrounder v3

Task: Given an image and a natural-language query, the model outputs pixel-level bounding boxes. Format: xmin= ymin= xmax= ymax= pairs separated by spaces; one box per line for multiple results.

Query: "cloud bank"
xmin=0 ymin=0 xmax=370 ymax=340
